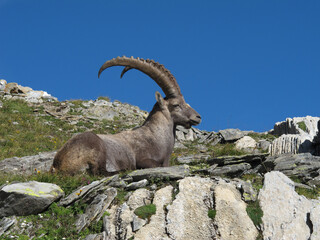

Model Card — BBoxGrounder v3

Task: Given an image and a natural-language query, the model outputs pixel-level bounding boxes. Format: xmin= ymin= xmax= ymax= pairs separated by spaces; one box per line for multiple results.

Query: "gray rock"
xmin=0 ymin=216 xmax=16 ymax=236
xmin=176 ymin=154 xmax=212 ymax=164
xmin=264 ymin=153 xmax=320 ymax=179
xmin=75 ymin=188 xmax=117 ymax=232
xmin=0 ymin=151 xmax=56 ymax=176
xmin=84 ymin=233 xmax=103 ymax=240
xmin=166 ymin=177 xmax=216 ymax=240
xmin=127 ymin=188 xmax=152 ymax=211
xmin=213 ymin=180 xmax=258 ymax=240
xmin=258 ymin=171 xmax=320 ymax=240
xmin=258 ymin=139 xmax=271 ymax=151
xmin=128 ymin=165 xmax=190 ymax=182
xmin=208 ymin=153 xmax=268 ymax=166
xmin=219 ymin=128 xmax=245 ymax=142
xmin=132 ymin=214 xmax=147 ymax=232
xmin=209 ymin=162 xmax=251 ymax=177
xmin=0 ymin=79 xmax=7 ymax=91
xmin=134 ymin=185 xmax=173 ymax=239
xmin=0 ymin=181 xmax=64 ymax=217
xmin=231 ymin=178 xmax=258 ymax=202
xmin=126 ymin=179 xmax=148 ymax=191
xmin=59 ymin=175 xmax=119 ymax=207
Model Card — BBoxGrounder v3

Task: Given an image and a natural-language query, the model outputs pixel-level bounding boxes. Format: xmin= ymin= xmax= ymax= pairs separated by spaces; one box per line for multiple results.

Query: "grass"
xmin=246 ymin=201 xmax=263 ymax=227
xmin=134 ymin=204 xmax=156 ymax=220
xmin=2 ymin=202 xmax=104 ymax=239
xmin=241 ymin=174 xmax=264 ymax=191
xmin=0 ymin=99 xmax=75 ymax=160
xmin=247 ymin=132 xmax=276 ymax=142
xmin=297 ymin=121 xmax=307 ymax=132
xmin=295 ymin=187 xmax=320 ymax=199
xmin=209 ymin=143 xmax=247 ymax=157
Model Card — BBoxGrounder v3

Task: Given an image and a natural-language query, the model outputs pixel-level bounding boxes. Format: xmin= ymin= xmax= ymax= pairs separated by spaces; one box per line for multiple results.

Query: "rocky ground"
xmin=1 ymin=81 xmax=320 ymax=240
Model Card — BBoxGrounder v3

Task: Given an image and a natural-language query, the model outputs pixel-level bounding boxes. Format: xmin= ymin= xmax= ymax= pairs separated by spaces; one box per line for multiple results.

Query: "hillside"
xmin=1 ymin=81 xmax=320 ymax=240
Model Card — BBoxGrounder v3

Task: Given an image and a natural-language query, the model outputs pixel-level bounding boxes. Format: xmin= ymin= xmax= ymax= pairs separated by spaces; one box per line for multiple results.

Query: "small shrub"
xmin=246 ymin=201 xmax=263 ymax=226
xmin=134 ymin=204 xmax=156 ymax=220
xmin=208 ymin=209 xmax=216 ymax=220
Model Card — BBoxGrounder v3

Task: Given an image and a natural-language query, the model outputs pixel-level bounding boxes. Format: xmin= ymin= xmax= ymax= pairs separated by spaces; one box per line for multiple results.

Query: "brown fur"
xmin=51 ymin=57 xmax=201 ymax=175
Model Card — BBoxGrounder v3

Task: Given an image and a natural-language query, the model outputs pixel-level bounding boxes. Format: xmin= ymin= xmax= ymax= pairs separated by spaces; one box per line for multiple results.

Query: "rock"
xmin=258 ymin=139 xmax=271 ymax=151
xmin=128 ymin=165 xmax=190 ymax=182
xmin=213 ymin=180 xmax=258 ymax=240
xmin=231 ymin=178 xmax=258 ymax=202
xmin=0 ymin=79 xmax=7 ymax=91
xmin=83 ymin=233 xmax=103 ymax=240
xmin=127 ymin=188 xmax=152 ymax=210
xmin=132 ymin=214 xmax=147 ymax=232
xmin=75 ymin=188 xmax=117 ymax=232
xmin=84 ymin=105 xmax=118 ymax=121
xmin=166 ymin=177 xmax=216 ymax=239
xmin=274 ymin=116 xmax=320 ymax=137
xmin=0 ymin=181 xmax=64 ymax=217
xmin=59 ymin=175 xmax=119 ymax=207
xmin=176 ymin=153 xmax=212 ymax=164
xmin=219 ymin=128 xmax=245 ymax=142
xmin=208 ymin=153 xmax=268 ymax=166
xmin=269 ymin=134 xmax=313 ymax=156
xmin=0 ymin=151 xmax=56 ymax=176
xmin=258 ymin=171 xmax=320 ymax=240
xmin=125 ymin=179 xmax=148 ymax=191
xmin=235 ymin=136 xmax=257 ymax=151
xmin=0 ymin=216 xmax=16 ymax=236
xmin=134 ymin=185 xmax=173 ymax=239
xmin=264 ymin=153 xmax=320 ymax=179
xmin=209 ymin=162 xmax=251 ymax=177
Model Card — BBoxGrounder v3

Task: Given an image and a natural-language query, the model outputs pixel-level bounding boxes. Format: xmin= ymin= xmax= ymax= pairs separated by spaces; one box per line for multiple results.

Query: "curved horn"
xmin=98 ymin=56 xmax=181 ymax=97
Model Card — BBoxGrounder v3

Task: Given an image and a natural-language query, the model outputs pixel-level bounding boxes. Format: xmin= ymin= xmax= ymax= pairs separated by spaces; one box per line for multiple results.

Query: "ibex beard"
xmin=50 ymin=56 xmax=201 ymax=175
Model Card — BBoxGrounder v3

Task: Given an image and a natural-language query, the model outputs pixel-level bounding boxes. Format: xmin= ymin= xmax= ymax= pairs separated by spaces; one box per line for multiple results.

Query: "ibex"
xmin=51 ymin=56 xmax=201 ymax=175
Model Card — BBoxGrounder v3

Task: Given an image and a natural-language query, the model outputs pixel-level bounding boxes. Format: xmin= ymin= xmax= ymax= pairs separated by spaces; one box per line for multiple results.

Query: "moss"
xmin=134 ymin=204 xmax=156 ymax=220
xmin=297 ymin=121 xmax=307 ymax=132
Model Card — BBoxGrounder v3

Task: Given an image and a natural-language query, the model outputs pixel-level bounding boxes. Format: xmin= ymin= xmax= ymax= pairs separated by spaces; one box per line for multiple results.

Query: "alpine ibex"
xmin=51 ymin=56 xmax=201 ymax=175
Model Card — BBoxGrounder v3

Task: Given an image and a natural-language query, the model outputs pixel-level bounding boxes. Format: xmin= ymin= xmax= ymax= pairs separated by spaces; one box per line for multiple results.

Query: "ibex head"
xmin=98 ymin=56 xmax=201 ymax=129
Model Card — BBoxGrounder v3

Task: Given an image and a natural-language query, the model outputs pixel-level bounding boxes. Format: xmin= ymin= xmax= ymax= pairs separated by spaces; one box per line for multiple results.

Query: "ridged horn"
xmin=98 ymin=56 xmax=181 ymax=98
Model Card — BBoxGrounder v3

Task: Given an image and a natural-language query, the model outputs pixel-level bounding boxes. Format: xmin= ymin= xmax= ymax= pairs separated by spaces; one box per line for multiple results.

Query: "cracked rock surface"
xmin=259 ymin=171 xmax=320 ymax=240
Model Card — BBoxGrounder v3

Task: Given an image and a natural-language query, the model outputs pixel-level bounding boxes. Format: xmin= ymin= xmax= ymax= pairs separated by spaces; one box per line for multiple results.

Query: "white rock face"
xmin=235 ymin=136 xmax=257 ymax=150
xmin=214 ymin=180 xmax=258 ymax=240
xmin=134 ymin=186 xmax=173 ymax=240
xmin=166 ymin=177 xmax=216 ymax=240
xmin=258 ymin=171 xmax=320 ymax=240
xmin=270 ymin=116 xmax=320 ymax=155
xmin=127 ymin=188 xmax=152 ymax=210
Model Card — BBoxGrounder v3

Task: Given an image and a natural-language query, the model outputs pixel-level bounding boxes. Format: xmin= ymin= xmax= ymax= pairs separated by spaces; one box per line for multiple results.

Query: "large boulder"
xmin=219 ymin=129 xmax=244 ymax=142
xmin=166 ymin=177 xmax=216 ymax=239
xmin=235 ymin=136 xmax=257 ymax=152
xmin=0 ymin=181 xmax=64 ymax=217
xmin=213 ymin=180 xmax=258 ymax=240
xmin=258 ymin=171 xmax=320 ymax=240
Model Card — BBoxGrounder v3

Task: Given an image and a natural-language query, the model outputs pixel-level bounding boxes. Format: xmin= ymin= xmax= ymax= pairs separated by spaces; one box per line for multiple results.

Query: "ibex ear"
xmin=155 ymin=91 xmax=165 ymax=109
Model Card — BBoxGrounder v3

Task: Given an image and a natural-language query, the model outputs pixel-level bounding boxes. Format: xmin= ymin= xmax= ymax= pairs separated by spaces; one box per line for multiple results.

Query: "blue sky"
xmin=1 ymin=1 xmax=319 ymax=132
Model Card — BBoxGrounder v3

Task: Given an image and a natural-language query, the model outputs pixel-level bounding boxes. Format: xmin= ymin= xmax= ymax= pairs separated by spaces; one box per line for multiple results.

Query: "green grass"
xmin=209 ymin=143 xmax=247 ymax=157
xmin=247 ymin=132 xmax=276 ymax=142
xmin=134 ymin=204 xmax=156 ymax=220
xmin=0 ymin=99 xmax=75 ymax=160
xmin=241 ymin=174 xmax=264 ymax=191
xmin=208 ymin=209 xmax=216 ymax=220
xmin=295 ymin=187 xmax=320 ymax=199
xmin=297 ymin=121 xmax=307 ymax=132
xmin=97 ymin=96 xmax=111 ymax=102
xmin=246 ymin=201 xmax=263 ymax=227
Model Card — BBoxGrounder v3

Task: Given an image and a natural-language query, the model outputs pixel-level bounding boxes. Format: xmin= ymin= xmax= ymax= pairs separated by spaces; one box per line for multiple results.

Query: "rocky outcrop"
xmin=270 ymin=116 xmax=320 ymax=156
xmin=0 ymin=181 xmax=64 ymax=217
xmin=259 ymin=171 xmax=320 ymax=240
xmin=213 ymin=180 xmax=258 ymax=240
xmin=0 ymin=80 xmax=57 ymax=103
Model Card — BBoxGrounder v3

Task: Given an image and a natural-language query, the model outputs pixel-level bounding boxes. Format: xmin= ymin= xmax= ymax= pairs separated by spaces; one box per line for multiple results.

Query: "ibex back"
xmin=51 ymin=56 xmax=201 ymax=175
